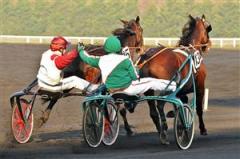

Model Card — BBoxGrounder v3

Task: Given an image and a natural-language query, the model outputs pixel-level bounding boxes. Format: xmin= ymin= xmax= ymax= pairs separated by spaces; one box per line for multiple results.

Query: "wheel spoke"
xmin=12 ymin=99 xmax=34 ymax=144
xmin=16 ymin=126 xmax=23 ymax=139
xmin=15 ymin=107 xmax=22 ymax=120
xmin=174 ymin=104 xmax=194 ymax=149
xmin=83 ymin=102 xmax=104 ymax=147
xmin=102 ymin=101 xmax=119 ymax=146
xmin=93 ymin=108 xmax=101 ymax=141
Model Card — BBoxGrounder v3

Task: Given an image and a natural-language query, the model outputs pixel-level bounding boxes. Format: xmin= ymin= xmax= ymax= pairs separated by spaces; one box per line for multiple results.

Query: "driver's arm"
xmin=79 ymin=50 xmax=100 ymax=68
xmin=52 ymin=49 xmax=78 ymax=70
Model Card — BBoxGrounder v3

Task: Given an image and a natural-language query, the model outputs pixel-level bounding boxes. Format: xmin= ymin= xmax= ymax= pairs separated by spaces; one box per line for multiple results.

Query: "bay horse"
xmin=121 ymin=14 xmax=212 ymax=143
xmin=37 ymin=16 xmax=144 ymax=127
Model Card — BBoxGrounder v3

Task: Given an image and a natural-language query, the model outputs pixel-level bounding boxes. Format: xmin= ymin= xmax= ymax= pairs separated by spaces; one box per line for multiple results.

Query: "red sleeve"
xmin=51 ymin=49 xmax=78 ymax=70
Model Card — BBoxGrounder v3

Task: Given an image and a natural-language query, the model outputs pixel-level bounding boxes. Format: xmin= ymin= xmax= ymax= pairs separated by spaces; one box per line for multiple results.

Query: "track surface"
xmin=0 ymin=44 xmax=239 ymax=159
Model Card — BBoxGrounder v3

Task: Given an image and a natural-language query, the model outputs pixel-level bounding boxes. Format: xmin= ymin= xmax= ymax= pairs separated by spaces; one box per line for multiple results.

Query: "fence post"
xmin=220 ymin=39 xmax=223 ymax=48
xmin=155 ymin=39 xmax=158 ymax=46
xmin=168 ymin=39 xmax=171 ymax=46
xmin=203 ymin=88 xmax=209 ymax=111
xmin=26 ymin=37 xmax=30 ymax=43
xmin=233 ymin=39 xmax=236 ymax=48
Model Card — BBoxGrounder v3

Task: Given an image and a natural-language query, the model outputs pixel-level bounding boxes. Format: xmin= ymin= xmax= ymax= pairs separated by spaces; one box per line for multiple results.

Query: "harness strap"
xmin=173 ymin=48 xmax=203 ymax=74
xmin=135 ymin=47 xmax=169 ymax=69
xmin=173 ymin=48 xmax=189 ymax=57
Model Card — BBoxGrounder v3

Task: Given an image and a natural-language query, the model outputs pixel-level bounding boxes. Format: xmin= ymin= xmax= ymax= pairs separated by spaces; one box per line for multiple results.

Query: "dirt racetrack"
xmin=0 ymin=44 xmax=239 ymax=159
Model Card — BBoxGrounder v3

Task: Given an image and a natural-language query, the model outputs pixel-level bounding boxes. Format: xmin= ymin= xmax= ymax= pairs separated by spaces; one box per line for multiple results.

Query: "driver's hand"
xmin=77 ymin=42 xmax=85 ymax=52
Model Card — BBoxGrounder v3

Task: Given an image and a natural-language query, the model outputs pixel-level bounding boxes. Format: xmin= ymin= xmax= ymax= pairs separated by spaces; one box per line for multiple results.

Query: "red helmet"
xmin=50 ymin=36 xmax=69 ymax=51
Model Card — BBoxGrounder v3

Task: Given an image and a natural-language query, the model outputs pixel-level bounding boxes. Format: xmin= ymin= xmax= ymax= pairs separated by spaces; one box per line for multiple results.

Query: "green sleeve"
xmin=125 ymin=59 xmax=138 ymax=80
xmin=79 ymin=50 xmax=100 ymax=68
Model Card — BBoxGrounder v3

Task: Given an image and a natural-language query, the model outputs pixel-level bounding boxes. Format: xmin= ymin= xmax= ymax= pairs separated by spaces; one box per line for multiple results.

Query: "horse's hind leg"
xmin=119 ymin=106 xmax=134 ymax=136
xmin=144 ymin=90 xmax=161 ymax=134
xmin=147 ymin=100 xmax=161 ymax=133
xmin=196 ymin=87 xmax=207 ymax=135
xmin=156 ymin=100 xmax=170 ymax=145
xmin=196 ymin=65 xmax=207 ymax=135
xmin=37 ymin=98 xmax=58 ymax=128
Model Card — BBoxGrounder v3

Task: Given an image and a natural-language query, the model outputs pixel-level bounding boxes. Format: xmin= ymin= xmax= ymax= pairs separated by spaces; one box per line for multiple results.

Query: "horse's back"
xmin=140 ymin=48 xmax=181 ymax=79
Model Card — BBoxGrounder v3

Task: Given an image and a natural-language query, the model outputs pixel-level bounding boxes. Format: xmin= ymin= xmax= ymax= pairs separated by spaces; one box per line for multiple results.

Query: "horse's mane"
xmin=112 ymin=28 xmax=125 ymax=36
xmin=112 ymin=28 xmax=127 ymax=47
xmin=178 ymin=17 xmax=196 ymax=46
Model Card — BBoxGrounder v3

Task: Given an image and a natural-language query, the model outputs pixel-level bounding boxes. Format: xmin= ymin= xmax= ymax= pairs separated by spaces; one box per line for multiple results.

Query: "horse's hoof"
xmin=160 ymin=131 xmax=170 ymax=145
xmin=200 ymin=129 xmax=208 ymax=135
xmin=32 ymin=136 xmax=42 ymax=142
xmin=125 ymin=102 xmax=137 ymax=113
xmin=126 ymin=130 xmax=135 ymax=136
xmin=166 ymin=110 xmax=175 ymax=118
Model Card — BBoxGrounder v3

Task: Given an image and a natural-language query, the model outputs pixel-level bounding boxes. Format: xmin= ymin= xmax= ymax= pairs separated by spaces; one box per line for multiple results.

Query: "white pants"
xmin=38 ymin=76 xmax=98 ymax=92
xmin=122 ymin=77 xmax=176 ymax=95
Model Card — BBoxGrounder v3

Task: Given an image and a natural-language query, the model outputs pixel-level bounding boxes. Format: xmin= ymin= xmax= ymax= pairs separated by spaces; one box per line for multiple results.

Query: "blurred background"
xmin=0 ymin=0 xmax=239 ymax=37
xmin=0 ymin=1 xmax=239 ymax=157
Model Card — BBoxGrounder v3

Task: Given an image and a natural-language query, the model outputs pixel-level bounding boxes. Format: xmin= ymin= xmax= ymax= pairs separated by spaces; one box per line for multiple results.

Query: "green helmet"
xmin=103 ymin=36 xmax=121 ymax=54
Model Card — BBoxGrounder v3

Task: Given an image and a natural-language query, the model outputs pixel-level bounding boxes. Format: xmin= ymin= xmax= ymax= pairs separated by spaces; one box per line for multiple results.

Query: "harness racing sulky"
xmin=9 ymin=16 xmax=144 ymax=144
xmin=9 ymin=15 xmax=212 ymax=150
xmin=81 ymin=14 xmax=212 ymax=150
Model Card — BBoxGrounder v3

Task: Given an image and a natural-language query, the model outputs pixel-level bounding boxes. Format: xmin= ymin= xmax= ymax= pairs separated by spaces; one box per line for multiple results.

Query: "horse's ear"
xmin=120 ymin=19 xmax=128 ymax=25
xmin=136 ymin=16 xmax=140 ymax=24
xmin=188 ymin=14 xmax=195 ymax=21
xmin=202 ymin=14 xmax=206 ymax=21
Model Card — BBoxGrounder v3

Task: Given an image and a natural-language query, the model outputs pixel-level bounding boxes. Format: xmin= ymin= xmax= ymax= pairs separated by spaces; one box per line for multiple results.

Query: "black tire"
xmin=11 ymin=98 xmax=34 ymax=144
xmin=82 ymin=101 xmax=104 ymax=148
xmin=174 ymin=104 xmax=195 ymax=150
xmin=102 ymin=101 xmax=119 ymax=146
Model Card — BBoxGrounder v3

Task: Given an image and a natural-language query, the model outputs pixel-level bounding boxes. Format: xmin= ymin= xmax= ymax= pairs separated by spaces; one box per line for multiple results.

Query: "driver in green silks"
xmin=78 ymin=36 xmax=176 ymax=95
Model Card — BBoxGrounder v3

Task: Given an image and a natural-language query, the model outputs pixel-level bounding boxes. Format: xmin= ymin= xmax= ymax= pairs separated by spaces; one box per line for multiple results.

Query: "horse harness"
xmin=134 ymin=45 xmax=204 ymax=74
xmin=135 ymin=47 xmax=169 ymax=69
xmin=173 ymin=47 xmax=203 ymax=74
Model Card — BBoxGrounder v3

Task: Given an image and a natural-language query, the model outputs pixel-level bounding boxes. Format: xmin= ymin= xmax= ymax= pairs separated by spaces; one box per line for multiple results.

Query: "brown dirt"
xmin=0 ymin=44 xmax=239 ymax=158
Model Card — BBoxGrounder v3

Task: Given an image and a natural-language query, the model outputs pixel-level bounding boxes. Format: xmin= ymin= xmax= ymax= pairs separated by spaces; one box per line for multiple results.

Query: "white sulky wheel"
xmin=174 ymin=104 xmax=195 ymax=150
xmin=102 ymin=101 xmax=119 ymax=146
xmin=82 ymin=101 xmax=104 ymax=148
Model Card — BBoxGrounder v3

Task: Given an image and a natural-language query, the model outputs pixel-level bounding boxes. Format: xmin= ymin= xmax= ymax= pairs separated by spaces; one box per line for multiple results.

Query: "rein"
xmin=191 ymin=42 xmax=210 ymax=53
xmin=180 ymin=42 xmax=209 ymax=54
xmin=127 ymin=46 xmax=142 ymax=49
xmin=87 ymin=46 xmax=143 ymax=54
xmin=135 ymin=47 xmax=169 ymax=69
xmin=87 ymin=46 xmax=103 ymax=53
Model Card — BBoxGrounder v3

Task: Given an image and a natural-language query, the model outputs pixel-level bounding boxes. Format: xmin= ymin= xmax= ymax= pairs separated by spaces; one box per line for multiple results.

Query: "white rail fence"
xmin=0 ymin=35 xmax=239 ymax=48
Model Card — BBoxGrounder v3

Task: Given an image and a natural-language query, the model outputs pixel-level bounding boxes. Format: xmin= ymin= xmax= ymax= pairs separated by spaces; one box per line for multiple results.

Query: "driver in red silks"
xmin=37 ymin=36 xmax=98 ymax=92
